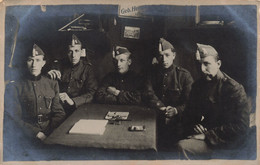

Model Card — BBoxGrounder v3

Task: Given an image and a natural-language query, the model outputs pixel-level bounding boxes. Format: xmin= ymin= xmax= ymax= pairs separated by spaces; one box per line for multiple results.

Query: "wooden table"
xmin=45 ymin=104 xmax=157 ymax=150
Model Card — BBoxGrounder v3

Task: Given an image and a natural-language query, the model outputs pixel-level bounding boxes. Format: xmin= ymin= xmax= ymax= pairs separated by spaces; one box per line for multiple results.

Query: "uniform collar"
xmin=71 ymin=60 xmax=82 ymax=69
xmin=215 ymin=70 xmax=225 ymax=80
xmin=72 ymin=60 xmax=81 ymax=68
xmin=26 ymin=73 xmax=42 ymax=81
xmin=211 ymin=70 xmax=224 ymax=82
xmin=160 ymin=64 xmax=175 ymax=73
xmin=116 ymin=70 xmax=131 ymax=78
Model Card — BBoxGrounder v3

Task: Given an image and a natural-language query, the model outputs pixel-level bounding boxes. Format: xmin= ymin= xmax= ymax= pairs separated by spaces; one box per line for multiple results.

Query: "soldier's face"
xmin=200 ymin=56 xmax=221 ymax=81
xmin=27 ymin=55 xmax=46 ymax=76
xmin=68 ymin=45 xmax=82 ymax=65
xmin=158 ymin=49 xmax=176 ymax=69
xmin=114 ymin=54 xmax=131 ymax=74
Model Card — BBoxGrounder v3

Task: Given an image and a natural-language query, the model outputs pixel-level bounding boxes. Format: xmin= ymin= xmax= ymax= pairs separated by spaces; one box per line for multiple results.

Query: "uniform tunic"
xmin=182 ymin=70 xmax=249 ymax=146
xmin=58 ymin=60 xmax=98 ymax=108
xmin=144 ymin=64 xmax=194 ymax=114
xmin=4 ymin=75 xmax=66 ymax=136
xmin=143 ymin=64 xmax=193 ymax=148
xmin=95 ymin=71 xmax=144 ymax=105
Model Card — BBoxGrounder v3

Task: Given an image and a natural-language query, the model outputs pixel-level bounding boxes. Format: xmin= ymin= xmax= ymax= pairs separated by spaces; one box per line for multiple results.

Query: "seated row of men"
xmin=4 ymin=34 xmax=249 ymax=159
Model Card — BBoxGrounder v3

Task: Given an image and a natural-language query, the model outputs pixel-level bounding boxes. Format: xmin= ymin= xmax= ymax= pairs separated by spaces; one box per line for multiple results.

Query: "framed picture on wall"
xmin=123 ymin=26 xmax=140 ymax=39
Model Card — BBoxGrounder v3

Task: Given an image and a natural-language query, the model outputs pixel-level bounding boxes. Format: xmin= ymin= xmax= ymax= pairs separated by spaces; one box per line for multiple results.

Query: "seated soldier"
xmin=4 ymin=44 xmax=66 ymax=141
xmin=95 ymin=46 xmax=144 ymax=105
xmin=143 ymin=38 xmax=194 ymax=148
xmin=48 ymin=34 xmax=98 ymax=116
xmin=177 ymin=43 xmax=249 ymax=159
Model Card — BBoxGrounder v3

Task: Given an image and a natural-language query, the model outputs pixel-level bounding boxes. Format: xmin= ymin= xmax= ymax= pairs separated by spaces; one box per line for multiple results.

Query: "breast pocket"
xmin=44 ymin=96 xmax=53 ymax=110
xmin=20 ymin=96 xmax=35 ymax=116
xmin=20 ymin=95 xmax=33 ymax=107
xmin=167 ymin=88 xmax=182 ymax=102
xmin=75 ymin=78 xmax=84 ymax=89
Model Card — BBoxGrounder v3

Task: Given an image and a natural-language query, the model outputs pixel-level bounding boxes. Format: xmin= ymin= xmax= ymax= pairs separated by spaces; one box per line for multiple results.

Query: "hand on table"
xmin=59 ymin=92 xmax=74 ymax=105
xmin=48 ymin=69 xmax=61 ymax=80
xmin=165 ymin=106 xmax=178 ymax=118
xmin=159 ymin=106 xmax=178 ymax=118
xmin=36 ymin=132 xmax=47 ymax=141
xmin=107 ymin=86 xmax=120 ymax=96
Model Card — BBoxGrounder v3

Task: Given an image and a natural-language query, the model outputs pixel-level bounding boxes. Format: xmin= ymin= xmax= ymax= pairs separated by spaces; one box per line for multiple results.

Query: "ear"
xmin=80 ymin=48 xmax=86 ymax=57
xmin=217 ymin=60 xmax=221 ymax=68
xmin=42 ymin=60 xmax=46 ymax=67
xmin=172 ymin=52 xmax=176 ymax=60
xmin=127 ymin=58 xmax=132 ymax=65
xmin=152 ymin=57 xmax=159 ymax=64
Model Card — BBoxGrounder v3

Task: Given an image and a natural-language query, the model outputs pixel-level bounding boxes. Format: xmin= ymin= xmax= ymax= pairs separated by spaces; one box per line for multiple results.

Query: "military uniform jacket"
xmin=58 ymin=60 xmax=98 ymax=108
xmin=95 ymin=70 xmax=144 ymax=105
xmin=144 ymin=64 xmax=194 ymax=113
xmin=4 ymin=75 xmax=66 ymax=136
xmin=183 ymin=71 xmax=249 ymax=146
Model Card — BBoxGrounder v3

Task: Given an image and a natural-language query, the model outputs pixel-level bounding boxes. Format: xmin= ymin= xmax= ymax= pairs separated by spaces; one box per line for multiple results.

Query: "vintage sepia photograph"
xmin=0 ymin=0 xmax=258 ymax=164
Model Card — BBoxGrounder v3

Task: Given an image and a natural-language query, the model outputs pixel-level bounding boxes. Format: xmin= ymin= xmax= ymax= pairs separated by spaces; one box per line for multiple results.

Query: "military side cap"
xmin=32 ymin=44 xmax=45 ymax=57
xmin=71 ymin=34 xmax=82 ymax=46
xmin=159 ymin=38 xmax=174 ymax=51
xmin=112 ymin=46 xmax=131 ymax=58
xmin=197 ymin=43 xmax=218 ymax=58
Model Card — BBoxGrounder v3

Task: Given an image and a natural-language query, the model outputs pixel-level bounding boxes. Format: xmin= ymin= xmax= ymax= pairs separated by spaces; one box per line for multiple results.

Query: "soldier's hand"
xmin=188 ymin=133 xmax=205 ymax=140
xmin=107 ymin=86 xmax=120 ymax=96
xmin=48 ymin=69 xmax=61 ymax=80
xmin=165 ymin=106 xmax=178 ymax=118
xmin=36 ymin=132 xmax=47 ymax=141
xmin=59 ymin=92 xmax=74 ymax=105
xmin=159 ymin=107 xmax=167 ymax=111
xmin=194 ymin=124 xmax=207 ymax=134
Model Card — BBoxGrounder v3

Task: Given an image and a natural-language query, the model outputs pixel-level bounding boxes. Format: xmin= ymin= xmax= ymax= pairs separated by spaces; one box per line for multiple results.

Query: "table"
xmin=45 ymin=104 xmax=157 ymax=150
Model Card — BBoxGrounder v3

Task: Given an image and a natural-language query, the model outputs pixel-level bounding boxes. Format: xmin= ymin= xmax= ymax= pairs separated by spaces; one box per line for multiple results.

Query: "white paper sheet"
xmin=69 ymin=119 xmax=108 ymax=135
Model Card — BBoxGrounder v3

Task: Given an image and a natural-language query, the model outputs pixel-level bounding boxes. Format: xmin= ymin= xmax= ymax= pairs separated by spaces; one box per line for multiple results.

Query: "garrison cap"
xmin=112 ymin=46 xmax=131 ymax=58
xmin=31 ymin=44 xmax=45 ymax=57
xmin=159 ymin=38 xmax=174 ymax=51
xmin=196 ymin=43 xmax=218 ymax=60
xmin=70 ymin=34 xmax=82 ymax=47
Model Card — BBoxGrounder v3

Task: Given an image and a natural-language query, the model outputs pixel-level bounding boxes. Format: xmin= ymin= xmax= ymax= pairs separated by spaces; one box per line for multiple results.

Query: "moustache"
xmin=204 ymin=73 xmax=213 ymax=79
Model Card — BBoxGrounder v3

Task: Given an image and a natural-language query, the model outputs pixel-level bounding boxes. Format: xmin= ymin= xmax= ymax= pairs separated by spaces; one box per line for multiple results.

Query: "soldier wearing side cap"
xmin=143 ymin=38 xmax=194 ymax=148
xmin=177 ymin=43 xmax=249 ymax=159
xmin=4 ymin=44 xmax=66 ymax=141
xmin=48 ymin=34 xmax=98 ymax=116
xmin=95 ymin=46 xmax=144 ymax=105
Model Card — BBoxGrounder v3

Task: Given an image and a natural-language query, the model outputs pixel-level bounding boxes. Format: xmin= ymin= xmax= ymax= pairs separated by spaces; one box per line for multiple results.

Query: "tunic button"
xmin=121 ymin=80 xmax=124 ymax=82
xmin=163 ymin=84 xmax=166 ymax=87
xmin=165 ymin=74 xmax=167 ymax=76
xmin=34 ymin=83 xmax=36 ymax=87
xmin=68 ymin=86 xmax=70 ymax=89
xmin=39 ymin=107 xmax=42 ymax=110
xmin=162 ymin=94 xmax=165 ymax=97
xmin=38 ymin=95 xmax=42 ymax=98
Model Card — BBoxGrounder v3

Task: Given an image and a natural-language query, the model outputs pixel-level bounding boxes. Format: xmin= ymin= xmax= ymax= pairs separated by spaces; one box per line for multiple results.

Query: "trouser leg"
xmin=157 ymin=114 xmax=182 ymax=150
xmin=177 ymin=138 xmax=212 ymax=159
